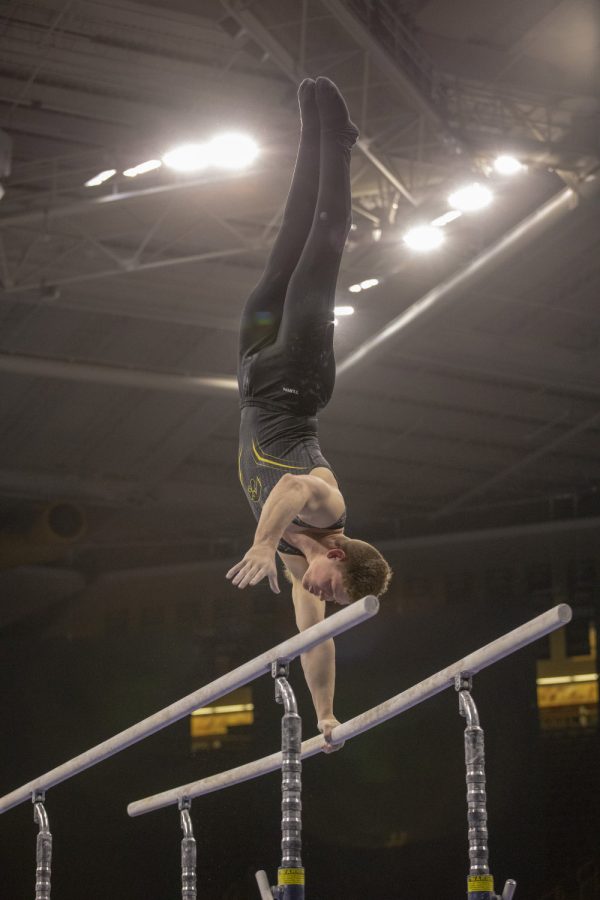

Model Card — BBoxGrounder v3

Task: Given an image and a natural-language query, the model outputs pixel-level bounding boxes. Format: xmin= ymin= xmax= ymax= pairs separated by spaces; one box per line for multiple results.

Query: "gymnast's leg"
xmin=276 ymin=77 xmax=358 ymax=411
xmin=238 ymin=79 xmax=321 ymax=361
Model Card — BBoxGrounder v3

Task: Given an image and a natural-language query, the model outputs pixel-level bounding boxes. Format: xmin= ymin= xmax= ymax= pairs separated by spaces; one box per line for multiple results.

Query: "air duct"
xmin=0 ymin=503 xmax=87 ymax=569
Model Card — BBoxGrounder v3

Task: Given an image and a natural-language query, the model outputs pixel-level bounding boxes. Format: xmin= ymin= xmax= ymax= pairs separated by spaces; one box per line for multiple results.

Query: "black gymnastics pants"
xmin=237 ymin=123 xmax=353 ymax=417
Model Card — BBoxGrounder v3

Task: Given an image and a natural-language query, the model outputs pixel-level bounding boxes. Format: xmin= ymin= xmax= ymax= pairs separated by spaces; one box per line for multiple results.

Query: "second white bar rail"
xmin=0 ymin=595 xmax=379 ymax=816
xmin=128 ymin=603 xmax=571 ymax=817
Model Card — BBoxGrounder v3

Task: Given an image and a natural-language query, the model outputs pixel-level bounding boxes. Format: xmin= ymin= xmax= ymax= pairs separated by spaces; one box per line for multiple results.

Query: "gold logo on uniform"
xmin=247 ymin=476 xmax=262 ymax=502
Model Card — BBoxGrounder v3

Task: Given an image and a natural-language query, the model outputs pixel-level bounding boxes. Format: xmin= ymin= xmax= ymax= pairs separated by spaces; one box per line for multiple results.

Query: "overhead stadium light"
xmin=348 ymin=278 xmax=379 ymax=293
xmin=334 ymin=305 xmax=354 ymax=316
xmin=448 ymin=182 xmax=493 ymax=212
xmin=163 ymin=143 xmax=210 ymax=173
xmin=493 ymin=154 xmax=525 ymax=176
xmin=206 ymin=133 xmax=259 ymax=169
xmin=431 ymin=209 xmax=462 ymax=227
xmin=123 ymin=159 xmax=162 ymax=178
xmin=85 ymin=169 xmax=116 ymax=187
xmin=403 ymin=224 xmax=444 ymax=252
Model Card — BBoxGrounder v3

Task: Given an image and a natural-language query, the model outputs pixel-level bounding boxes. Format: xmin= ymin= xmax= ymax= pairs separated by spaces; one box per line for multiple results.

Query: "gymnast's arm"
xmin=226 ymin=473 xmax=337 ymax=593
xmin=283 ymin=554 xmax=343 ymax=753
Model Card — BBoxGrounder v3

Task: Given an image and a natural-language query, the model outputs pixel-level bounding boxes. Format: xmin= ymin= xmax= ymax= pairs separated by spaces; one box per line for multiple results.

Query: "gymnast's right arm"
xmin=284 ymin=556 xmax=343 ymax=753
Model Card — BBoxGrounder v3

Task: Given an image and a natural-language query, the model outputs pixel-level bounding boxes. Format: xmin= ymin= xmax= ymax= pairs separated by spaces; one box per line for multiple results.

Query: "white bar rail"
xmin=0 ymin=595 xmax=379 ymax=816
xmin=128 ymin=603 xmax=571 ymax=817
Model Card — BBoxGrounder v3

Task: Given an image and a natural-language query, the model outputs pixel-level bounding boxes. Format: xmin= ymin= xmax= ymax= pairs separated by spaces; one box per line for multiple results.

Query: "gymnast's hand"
xmin=318 ymin=716 xmax=344 ymax=754
xmin=226 ymin=544 xmax=281 ymax=594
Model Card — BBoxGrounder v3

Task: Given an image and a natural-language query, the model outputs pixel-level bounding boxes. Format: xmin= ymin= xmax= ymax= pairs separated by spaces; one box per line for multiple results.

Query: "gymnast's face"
xmin=302 ymin=551 xmax=351 ymax=605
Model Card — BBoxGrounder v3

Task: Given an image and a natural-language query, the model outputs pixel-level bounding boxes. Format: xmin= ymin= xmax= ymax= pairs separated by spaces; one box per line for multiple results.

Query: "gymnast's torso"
xmin=237 ymin=403 xmax=346 ymax=558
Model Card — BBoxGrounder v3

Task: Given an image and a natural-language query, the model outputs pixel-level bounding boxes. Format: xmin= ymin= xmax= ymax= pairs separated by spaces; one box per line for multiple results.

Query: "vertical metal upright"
xmin=456 ymin=673 xmax=517 ymax=900
xmin=274 ymin=660 xmax=304 ymax=900
xmin=179 ymin=798 xmax=197 ymax=900
xmin=32 ymin=792 xmax=52 ymax=900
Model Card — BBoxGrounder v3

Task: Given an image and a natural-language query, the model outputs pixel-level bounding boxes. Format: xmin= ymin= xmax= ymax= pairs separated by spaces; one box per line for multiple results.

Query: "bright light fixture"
xmin=493 ymin=154 xmax=525 ymax=176
xmin=207 ymin=132 xmax=259 ymax=169
xmin=123 ymin=159 xmax=162 ymax=178
xmin=192 ymin=703 xmax=254 ymax=716
xmin=334 ymin=305 xmax=354 ymax=316
xmin=537 ymin=674 xmax=598 ymax=685
xmin=431 ymin=209 xmax=462 ymax=228
xmin=348 ymin=284 xmax=362 ymax=293
xmin=403 ymin=224 xmax=444 ymax=252
xmin=448 ymin=182 xmax=493 ymax=212
xmin=359 ymin=278 xmax=379 ymax=290
xmin=85 ymin=169 xmax=116 ymax=187
xmin=163 ymin=143 xmax=210 ymax=173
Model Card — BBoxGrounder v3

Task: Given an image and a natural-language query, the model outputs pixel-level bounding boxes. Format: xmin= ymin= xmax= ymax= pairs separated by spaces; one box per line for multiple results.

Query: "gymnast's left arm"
xmin=226 ymin=474 xmax=328 ymax=593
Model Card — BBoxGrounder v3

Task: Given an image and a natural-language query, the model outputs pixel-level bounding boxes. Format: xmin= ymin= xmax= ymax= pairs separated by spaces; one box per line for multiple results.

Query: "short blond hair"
xmin=338 ymin=537 xmax=392 ymax=601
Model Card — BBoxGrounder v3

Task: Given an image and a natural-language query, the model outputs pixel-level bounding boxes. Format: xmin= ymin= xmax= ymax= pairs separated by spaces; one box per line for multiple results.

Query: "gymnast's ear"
xmin=326 ymin=548 xmax=346 ymax=561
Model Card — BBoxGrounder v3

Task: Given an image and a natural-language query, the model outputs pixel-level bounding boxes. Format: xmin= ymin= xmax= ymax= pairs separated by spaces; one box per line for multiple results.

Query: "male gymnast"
xmin=226 ymin=77 xmax=392 ymax=750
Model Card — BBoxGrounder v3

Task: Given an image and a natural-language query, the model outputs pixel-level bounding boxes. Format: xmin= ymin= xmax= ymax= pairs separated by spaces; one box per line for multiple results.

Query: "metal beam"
xmin=432 ymin=407 xmax=600 ymax=519
xmin=318 ymin=0 xmax=466 ymax=156
xmin=355 ymin=137 xmax=415 ymax=204
xmin=0 ymin=292 xmax=241 ymax=331
xmin=374 ymin=514 xmax=600 ymax=554
xmin=336 ymin=172 xmax=600 ymax=377
xmin=220 ymin=0 xmax=416 ymax=204
xmin=0 ymin=466 xmax=235 ymax=508
xmin=0 ymin=352 xmax=237 ymax=394
xmin=0 ymin=167 xmax=268 ymax=230
xmin=2 ymin=247 xmax=253 ymax=292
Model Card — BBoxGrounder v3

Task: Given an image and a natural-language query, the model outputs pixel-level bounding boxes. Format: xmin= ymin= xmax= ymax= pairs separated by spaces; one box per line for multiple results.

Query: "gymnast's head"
xmin=301 ymin=536 xmax=392 ymax=605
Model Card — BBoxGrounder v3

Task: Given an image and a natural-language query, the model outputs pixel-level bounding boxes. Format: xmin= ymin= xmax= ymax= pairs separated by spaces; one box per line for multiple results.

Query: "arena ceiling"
xmin=0 ymin=0 xmax=599 ymax=581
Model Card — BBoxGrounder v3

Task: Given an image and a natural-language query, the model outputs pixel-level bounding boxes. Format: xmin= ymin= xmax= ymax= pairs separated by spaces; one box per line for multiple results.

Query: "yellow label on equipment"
xmin=278 ymin=868 xmax=305 ymax=886
xmin=468 ymin=875 xmax=494 ymax=892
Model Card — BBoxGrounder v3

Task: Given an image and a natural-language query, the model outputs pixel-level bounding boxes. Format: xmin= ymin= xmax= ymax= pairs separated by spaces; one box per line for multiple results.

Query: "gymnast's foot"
xmin=298 ymin=77 xmax=319 ymax=138
xmin=315 ymin=76 xmax=359 ymax=147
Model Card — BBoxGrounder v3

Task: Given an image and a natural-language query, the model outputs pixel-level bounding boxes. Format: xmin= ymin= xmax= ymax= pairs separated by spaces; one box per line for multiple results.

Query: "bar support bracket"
xmin=456 ymin=674 xmax=516 ymax=900
xmin=32 ymin=791 xmax=52 ymax=900
xmin=179 ymin=797 xmax=197 ymax=900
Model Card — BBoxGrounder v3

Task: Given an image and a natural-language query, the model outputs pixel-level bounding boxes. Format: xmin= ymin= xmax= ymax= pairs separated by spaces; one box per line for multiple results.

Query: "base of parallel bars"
xmin=467 ymin=873 xmax=517 ymax=900
xmin=467 ymin=873 xmax=494 ymax=899
xmin=277 ymin=867 xmax=305 ymax=899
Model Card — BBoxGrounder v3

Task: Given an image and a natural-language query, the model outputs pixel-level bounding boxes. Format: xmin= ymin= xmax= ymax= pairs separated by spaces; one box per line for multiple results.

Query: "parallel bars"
xmin=128 ymin=603 xmax=571 ymax=817
xmin=0 ymin=595 xmax=379 ymax=816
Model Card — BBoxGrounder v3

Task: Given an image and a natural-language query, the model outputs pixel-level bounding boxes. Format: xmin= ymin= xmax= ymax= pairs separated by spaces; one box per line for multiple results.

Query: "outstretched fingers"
xmin=229 ymin=561 xmax=255 ymax=588
xmin=225 ymin=559 xmax=246 ymax=581
xmin=225 ymin=561 xmax=279 ymax=593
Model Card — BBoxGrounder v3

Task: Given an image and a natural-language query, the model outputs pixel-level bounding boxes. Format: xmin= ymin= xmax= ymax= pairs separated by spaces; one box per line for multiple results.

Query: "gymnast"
xmin=226 ymin=77 xmax=392 ymax=750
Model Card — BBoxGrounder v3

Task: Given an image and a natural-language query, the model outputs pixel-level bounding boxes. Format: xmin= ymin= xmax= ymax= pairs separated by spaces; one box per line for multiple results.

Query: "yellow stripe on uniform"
xmin=252 ymin=439 xmax=306 ymax=470
xmin=237 ymin=446 xmax=244 ymax=486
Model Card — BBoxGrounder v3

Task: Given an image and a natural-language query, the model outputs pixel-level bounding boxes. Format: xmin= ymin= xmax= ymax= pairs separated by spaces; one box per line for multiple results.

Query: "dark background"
xmin=1 ymin=0 xmax=600 ymax=897
xmin=1 ymin=525 xmax=598 ymax=899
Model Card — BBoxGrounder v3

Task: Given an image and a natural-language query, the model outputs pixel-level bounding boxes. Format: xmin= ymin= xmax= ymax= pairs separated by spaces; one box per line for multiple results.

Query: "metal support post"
xmin=32 ymin=792 xmax=52 ymax=900
xmin=456 ymin=674 xmax=516 ymax=900
xmin=179 ymin=798 xmax=197 ymax=900
xmin=273 ymin=660 xmax=304 ymax=899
